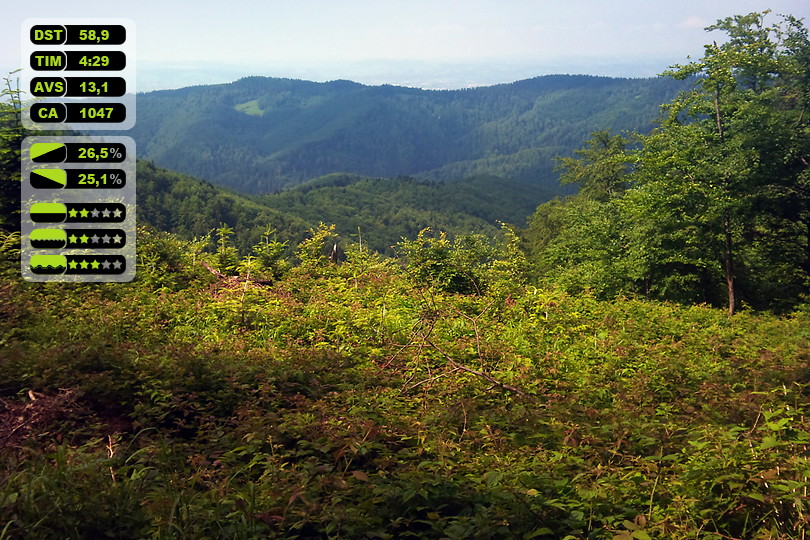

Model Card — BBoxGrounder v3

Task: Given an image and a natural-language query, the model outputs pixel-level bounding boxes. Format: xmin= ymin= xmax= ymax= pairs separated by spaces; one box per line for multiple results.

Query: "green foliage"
xmin=135 ymin=159 xmax=310 ymax=256
xmin=214 ymin=223 xmax=240 ymax=274
xmin=248 ymin=227 xmax=289 ymax=281
xmin=0 ymin=71 xmax=23 ymax=231
xmin=556 ymin=130 xmax=635 ymax=201
xmin=295 ymin=222 xmax=336 ymax=269
xmin=254 ymin=173 xmax=552 ymax=255
xmin=396 ymin=223 xmax=529 ymax=298
xmin=1 ymin=219 xmax=810 ymax=539
xmin=527 ymin=196 xmax=639 ymax=299
xmin=524 ymin=11 xmax=810 ymax=313
xmin=487 ymin=223 xmax=529 ymax=297
xmin=632 ymin=10 xmax=810 ymax=313
xmin=398 ymin=228 xmax=497 ymax=295
xmin=0 ymin=229 xmax=20 ymax=280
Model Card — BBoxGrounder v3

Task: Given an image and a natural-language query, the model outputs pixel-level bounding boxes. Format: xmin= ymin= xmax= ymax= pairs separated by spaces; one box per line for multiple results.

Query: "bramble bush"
xmin=1 ymin=223 xmax=809 ymax=539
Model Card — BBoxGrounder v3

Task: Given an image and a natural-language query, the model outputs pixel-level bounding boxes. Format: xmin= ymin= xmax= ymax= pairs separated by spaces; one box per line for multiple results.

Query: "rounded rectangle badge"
xmin=21 ymin=19 xmax=135 ymax=130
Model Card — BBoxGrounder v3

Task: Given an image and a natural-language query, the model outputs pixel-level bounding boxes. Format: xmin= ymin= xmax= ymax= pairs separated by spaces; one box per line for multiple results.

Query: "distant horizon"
xmin=135 ymin=56 xmax=681 ymax=93
xmin=5 ymin=1 xmax=808 ymax=95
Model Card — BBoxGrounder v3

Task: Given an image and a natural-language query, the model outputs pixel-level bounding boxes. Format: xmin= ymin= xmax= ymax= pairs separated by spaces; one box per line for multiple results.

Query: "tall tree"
xmin=630 ymin=11 xmax=810 ymax=314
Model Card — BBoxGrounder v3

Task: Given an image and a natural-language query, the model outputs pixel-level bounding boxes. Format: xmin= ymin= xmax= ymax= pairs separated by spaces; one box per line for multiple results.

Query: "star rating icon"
xmin=67 ymin=258 xmax=111 ymax=272
xmin=65 ymin=256 xmax=126 ymax=273
xmin=39 ymin=197 xmax=131 ymax=280
xmin=62 ymin=230 xmax=125 ymax=248
xmin=64 ymin=205 xmax=129 ymax=223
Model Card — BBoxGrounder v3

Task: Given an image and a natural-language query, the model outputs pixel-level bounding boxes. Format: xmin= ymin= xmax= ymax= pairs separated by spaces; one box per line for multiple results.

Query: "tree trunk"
xmin=714 ymin=89 xmax=724 ymax=140
xmin=724 ymin=210 xmax=736 ymax=316
xmin=714 ymin=87 xmax=736 ymax=315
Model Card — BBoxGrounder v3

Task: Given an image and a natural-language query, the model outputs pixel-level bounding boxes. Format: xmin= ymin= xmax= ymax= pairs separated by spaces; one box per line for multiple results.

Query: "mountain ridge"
xmin=130 ymin=73 xmax=690 ymax=193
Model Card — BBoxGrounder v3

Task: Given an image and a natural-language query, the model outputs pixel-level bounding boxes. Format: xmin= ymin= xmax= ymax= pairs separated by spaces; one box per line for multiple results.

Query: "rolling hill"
xmin=131 ymin=74 xmax=689 ymax=193
xmin=137 ymin=161 xmax=552 ymax=255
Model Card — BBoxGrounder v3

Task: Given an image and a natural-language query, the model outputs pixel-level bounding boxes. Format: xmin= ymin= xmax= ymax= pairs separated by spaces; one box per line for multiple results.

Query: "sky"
xmin=3 ymin=0 xmax=810 ymax=91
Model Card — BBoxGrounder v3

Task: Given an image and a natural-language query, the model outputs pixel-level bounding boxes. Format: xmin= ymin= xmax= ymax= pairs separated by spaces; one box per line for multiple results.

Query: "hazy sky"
xmin=4 ymin=0 xmax=810 ymax=90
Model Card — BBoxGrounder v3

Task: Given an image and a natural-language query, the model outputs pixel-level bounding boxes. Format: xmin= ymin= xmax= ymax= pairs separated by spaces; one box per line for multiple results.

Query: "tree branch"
xmin=425 ymin=339 xmax=528 ymax=397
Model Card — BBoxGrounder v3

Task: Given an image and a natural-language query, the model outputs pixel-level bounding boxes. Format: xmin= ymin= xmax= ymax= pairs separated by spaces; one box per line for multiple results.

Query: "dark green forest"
xmin=1 ymin=10 xmax=810 ymax=540
xmin=137 ymin=162 xmax=553 ymax=256
xmin=130 ymin=74 xmax=689 ymax=193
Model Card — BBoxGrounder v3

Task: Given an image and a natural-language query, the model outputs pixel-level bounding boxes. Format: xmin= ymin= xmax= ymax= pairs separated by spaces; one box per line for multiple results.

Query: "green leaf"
xmin=766 ymin=418 xmax=791 ymax=431
xmin=760 ymin=436 xmax=780 ymax=449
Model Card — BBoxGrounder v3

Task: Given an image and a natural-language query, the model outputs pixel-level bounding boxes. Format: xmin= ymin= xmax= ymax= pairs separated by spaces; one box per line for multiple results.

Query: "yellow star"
xmin=68 ymin=260 xmax=78 ymax=269
xmin=68 ymin=208 xmax=79 ymax=218
xmin=79 ymin=260 xmax=89 ymax=269
xmin=79 ymin=208 xmax=90 ymax=218
xmin=90 ymin=259 xmax=100 ymax=269
xmin=68 ymin=234 xmax=78 ymax=244
xmin=79 ymin=235 xmax=89 ymax=243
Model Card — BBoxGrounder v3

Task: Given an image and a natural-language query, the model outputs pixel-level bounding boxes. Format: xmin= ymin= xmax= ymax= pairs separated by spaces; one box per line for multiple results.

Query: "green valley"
xmin=136 ymin=161 xmax=553 ymax=255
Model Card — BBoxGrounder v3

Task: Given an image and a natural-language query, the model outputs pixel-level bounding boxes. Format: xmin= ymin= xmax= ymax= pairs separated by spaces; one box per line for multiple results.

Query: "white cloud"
xmin=680 ymin=16 xmax=708 ymax=29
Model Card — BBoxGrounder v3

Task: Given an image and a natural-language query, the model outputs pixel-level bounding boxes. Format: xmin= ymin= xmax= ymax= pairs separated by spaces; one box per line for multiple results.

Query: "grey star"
xmin=90 ymin=234 xmax=100 ymax=243
xmin=112 ymin=260 xmax=122 ymax=269
xmin=101 ymin=260 xmax=111 ymax=269
xmin=90 ymin=208 xmax=100 ymax=218
xmin=112 ymin=234 xmax=122 ymax=244
xmin=112 ymin=208 xmax=122 ymax=218
xmin=101 ymin=208 xmax=111 ymax=218
xmin=101 ymin=234 xmax=111 ymax=243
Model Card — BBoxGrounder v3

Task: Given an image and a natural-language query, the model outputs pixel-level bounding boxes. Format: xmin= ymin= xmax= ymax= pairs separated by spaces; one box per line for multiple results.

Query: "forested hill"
xmin=131 ymin=74 xmax=689 ymax=193
xmin=137 ymin=160 xmax=551 ymax=254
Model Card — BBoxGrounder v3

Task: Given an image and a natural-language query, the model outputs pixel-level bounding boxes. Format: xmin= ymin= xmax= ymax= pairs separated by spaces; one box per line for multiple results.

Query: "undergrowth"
xmin=1 ymin=226 xmax=808 ymax=539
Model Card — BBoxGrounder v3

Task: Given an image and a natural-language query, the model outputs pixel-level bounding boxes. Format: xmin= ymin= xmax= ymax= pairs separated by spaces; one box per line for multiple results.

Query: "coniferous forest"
xmin=1 ymin=11 xmax=810 ymax=540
